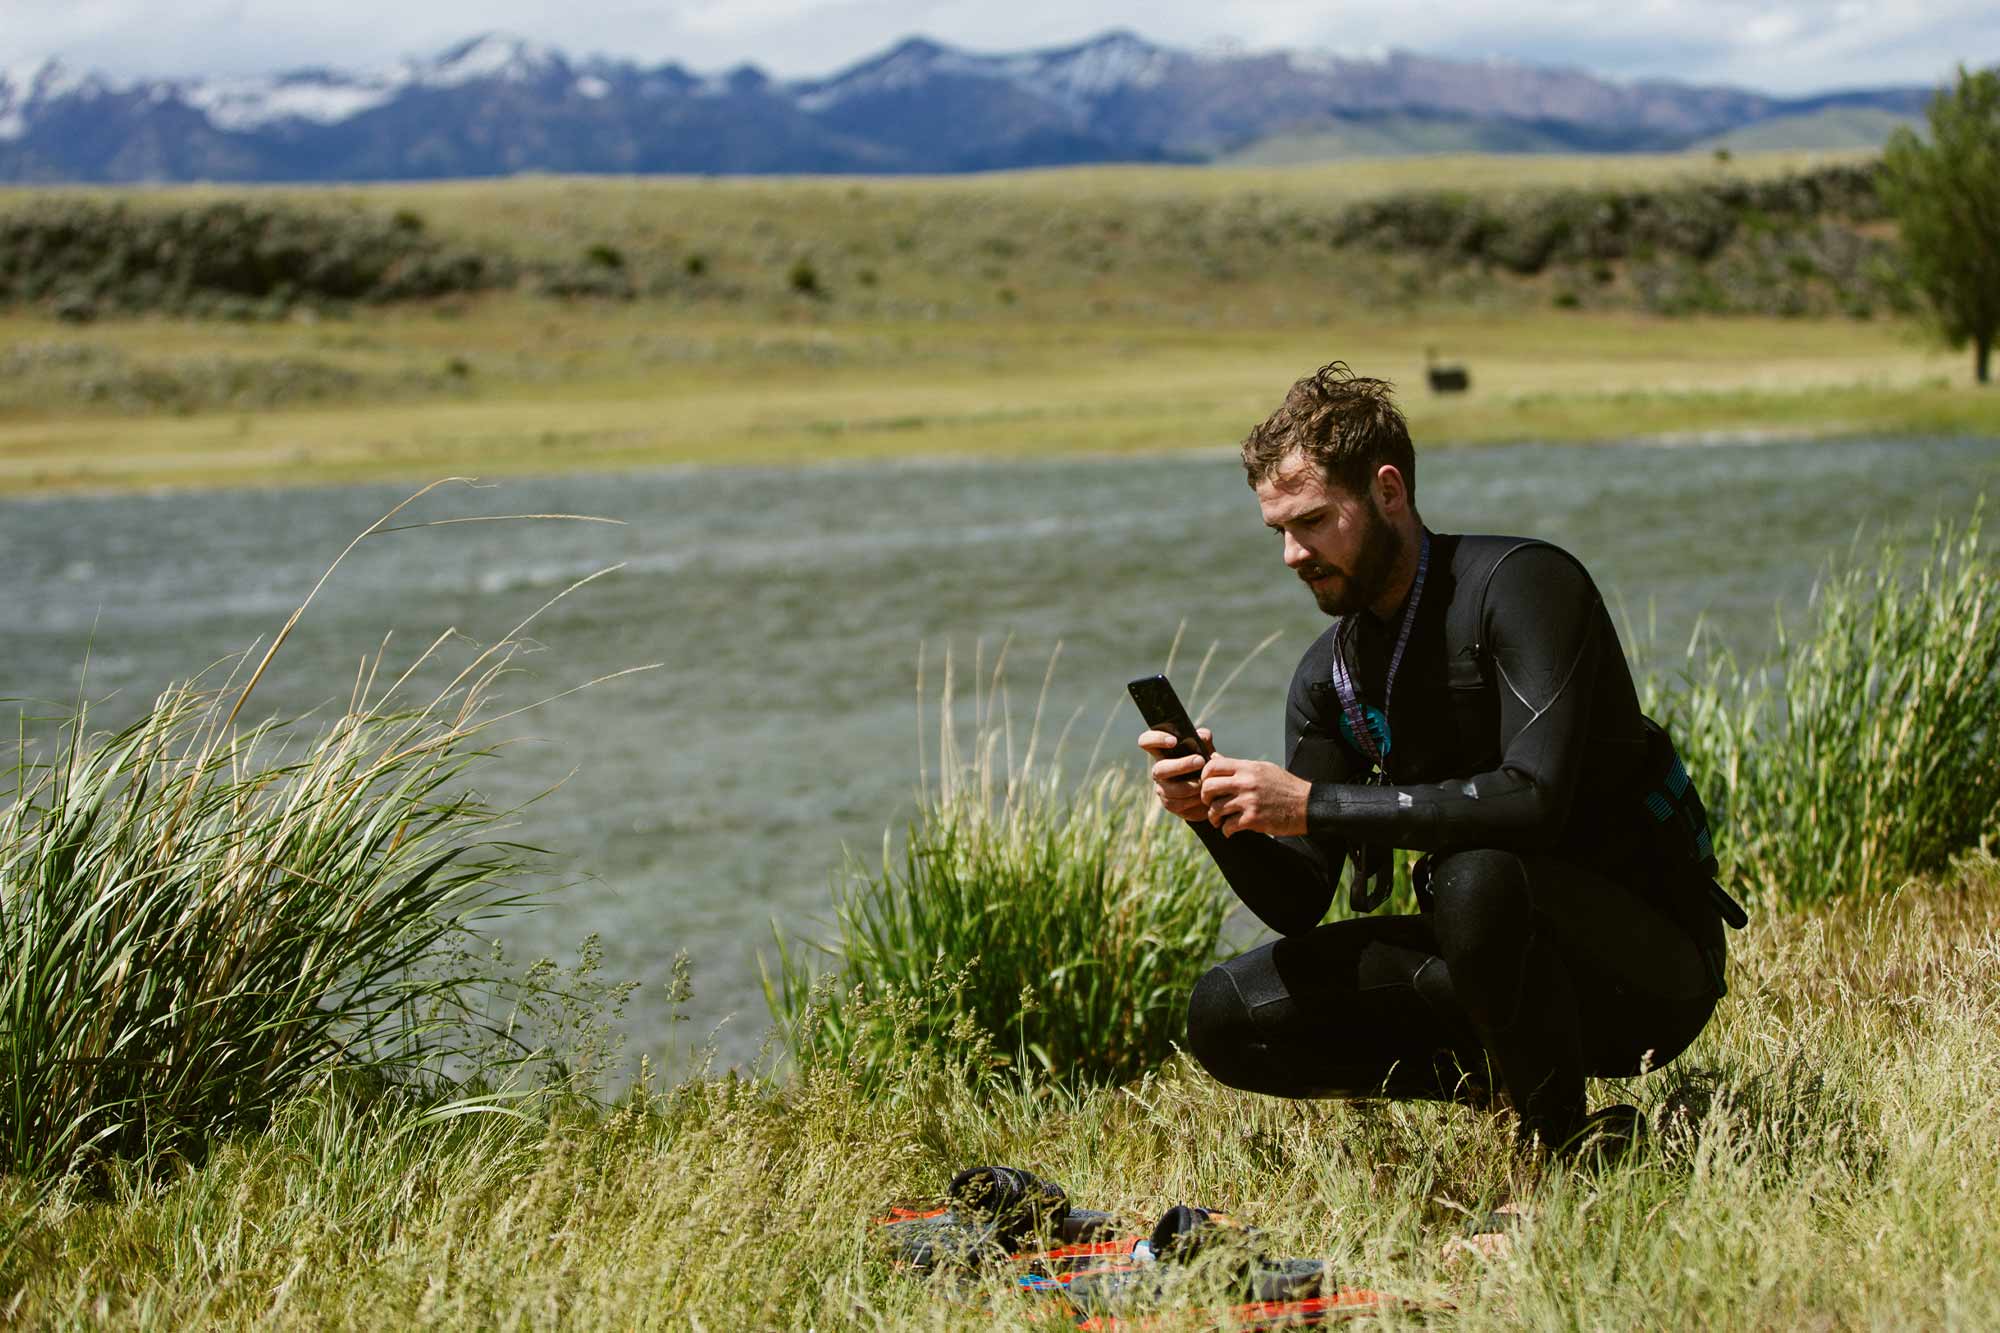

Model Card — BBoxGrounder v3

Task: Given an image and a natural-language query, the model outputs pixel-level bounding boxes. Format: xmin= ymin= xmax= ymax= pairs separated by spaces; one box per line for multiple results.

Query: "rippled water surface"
xmin=3 ymin=434 xmax=1994 ymax=1064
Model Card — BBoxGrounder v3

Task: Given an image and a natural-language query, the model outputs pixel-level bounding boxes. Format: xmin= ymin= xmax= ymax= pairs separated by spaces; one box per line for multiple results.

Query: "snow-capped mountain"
xmin=0 ymin=30 xmax=1935 ymax=182
xmin=178 ymin=71 xmax=404 ymax=133
xmin=792 ymin=30 xmax=1175 ymax=117
xmin=0 ymin=59 xmax=111 ymax=139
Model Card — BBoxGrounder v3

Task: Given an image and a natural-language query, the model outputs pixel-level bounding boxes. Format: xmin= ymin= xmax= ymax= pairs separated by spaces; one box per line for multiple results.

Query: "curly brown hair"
xmin=1239 ymin=361 xmax=1416 ymax=505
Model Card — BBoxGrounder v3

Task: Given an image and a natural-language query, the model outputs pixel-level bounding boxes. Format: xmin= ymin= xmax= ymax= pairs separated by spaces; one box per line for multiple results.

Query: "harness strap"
xmin=1344 ymin=537 xmax=1540 ymax=914
xmin=1332 ymin=533 xmax=1433 ymax=912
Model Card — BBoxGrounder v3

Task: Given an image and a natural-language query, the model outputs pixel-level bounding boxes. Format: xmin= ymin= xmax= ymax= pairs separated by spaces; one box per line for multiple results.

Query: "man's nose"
xmin=1281 ymin=531 xmax=1311 ymax=568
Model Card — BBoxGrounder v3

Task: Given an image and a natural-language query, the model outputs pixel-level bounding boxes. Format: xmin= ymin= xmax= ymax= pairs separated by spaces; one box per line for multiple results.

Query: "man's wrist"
xmin=1304 ymin=781 xmax=1345 ymax=835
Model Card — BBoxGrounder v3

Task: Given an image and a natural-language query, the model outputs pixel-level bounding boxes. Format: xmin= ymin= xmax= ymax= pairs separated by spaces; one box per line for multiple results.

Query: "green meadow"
xmin=3 ymin=148 xmax=1995 ymax=495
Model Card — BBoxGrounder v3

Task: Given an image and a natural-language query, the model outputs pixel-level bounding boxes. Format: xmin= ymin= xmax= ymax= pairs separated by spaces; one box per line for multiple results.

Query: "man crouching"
xmin=1139 ymin=361 xmax=1737 ymax=1158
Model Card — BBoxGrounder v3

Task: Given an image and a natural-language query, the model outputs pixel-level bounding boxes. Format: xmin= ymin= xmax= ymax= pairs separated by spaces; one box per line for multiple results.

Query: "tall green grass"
xmin=0 ymin=485 xmax=636 ymax=1179
xmin=1646 ymin=505 xmax=1999 ymax=908
xmin=767 ymin=649 xmax=1233 ymax=1087
xmin=0 ymin=666 xmax=529 ymax=1179
xmin=766 ymin=769 xmax=1227 ymax=1088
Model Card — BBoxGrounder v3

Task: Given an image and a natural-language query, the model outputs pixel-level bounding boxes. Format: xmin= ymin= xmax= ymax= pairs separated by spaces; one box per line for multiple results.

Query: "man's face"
xmin=1255 ymin=453 xmax=1403 ymax=617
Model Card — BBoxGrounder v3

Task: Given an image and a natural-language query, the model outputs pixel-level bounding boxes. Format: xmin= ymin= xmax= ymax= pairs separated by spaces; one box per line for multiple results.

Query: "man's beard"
xmin=1299 ymin=502 xmax=1404 ymax=617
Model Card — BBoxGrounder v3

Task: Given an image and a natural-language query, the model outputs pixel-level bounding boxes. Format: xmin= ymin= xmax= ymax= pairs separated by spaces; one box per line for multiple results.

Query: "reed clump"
xmin=1648 ymin=506 xmax=1999 ymax=909
xmin=768 ymin=766 xmax=1228 ymax=1088
xmin=0 ymin=658 xmax=536 ymax=1179
xmin=0 ymin=482 xmax=640 ymax=1181
xmin=768 ymin=652 xmax=1231 ymax=1088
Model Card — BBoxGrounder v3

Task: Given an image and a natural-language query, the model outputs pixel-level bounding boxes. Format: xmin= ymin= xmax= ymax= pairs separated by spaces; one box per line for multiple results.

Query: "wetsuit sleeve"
xmin=1185 ymin=651 xmax=1352 ymax=936
xmin=1303 ymin=546 xmax=1603 ymax=852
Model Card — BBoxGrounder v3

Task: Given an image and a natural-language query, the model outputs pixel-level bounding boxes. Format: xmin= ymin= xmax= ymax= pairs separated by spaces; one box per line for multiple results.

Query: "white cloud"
xmin=0 ymin=0 xmax=1990 ymax=94
xmin=672 ymin=0 xmax=843 ymax=37
xmin=1743 ymin=12 xmax=1804 ymax=46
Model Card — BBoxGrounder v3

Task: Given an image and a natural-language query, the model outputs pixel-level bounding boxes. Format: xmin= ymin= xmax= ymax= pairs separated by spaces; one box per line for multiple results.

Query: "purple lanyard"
xmin=1329 ymin=530 xmax=1430 ymax=777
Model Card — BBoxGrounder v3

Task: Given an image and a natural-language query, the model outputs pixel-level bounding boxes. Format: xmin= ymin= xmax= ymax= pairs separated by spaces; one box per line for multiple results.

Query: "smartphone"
xmin=1127 ymin=674 xmax=1214 ymax=762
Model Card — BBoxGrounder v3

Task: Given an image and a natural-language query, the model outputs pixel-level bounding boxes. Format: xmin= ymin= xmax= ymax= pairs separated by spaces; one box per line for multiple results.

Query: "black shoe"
xmin=1064 ymin=1205 xmax=1327 ymax=1315
xmin=881 ymin=1165 xmax=1080 ymax=1270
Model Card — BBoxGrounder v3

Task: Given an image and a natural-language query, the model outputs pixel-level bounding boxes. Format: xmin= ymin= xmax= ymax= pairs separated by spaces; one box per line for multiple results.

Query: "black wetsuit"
xmin=1183 ymin=532 xmax=1727 ymax=1147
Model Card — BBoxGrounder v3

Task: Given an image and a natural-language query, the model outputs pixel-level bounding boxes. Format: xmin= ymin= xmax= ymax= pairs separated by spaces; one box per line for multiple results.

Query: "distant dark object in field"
xmin=789 ymin=257 xmax=823 ymax=297
xmin=1425 ymin=348 xmax=1470 ymax=393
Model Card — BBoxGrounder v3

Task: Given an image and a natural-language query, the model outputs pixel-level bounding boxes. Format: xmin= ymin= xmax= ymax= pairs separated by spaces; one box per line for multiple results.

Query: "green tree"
xmin=1879 ymin=66 xmax=2000 ymax=384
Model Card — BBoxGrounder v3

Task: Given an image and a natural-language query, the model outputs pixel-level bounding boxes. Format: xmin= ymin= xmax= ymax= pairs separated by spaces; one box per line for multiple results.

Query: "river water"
xmin=2 ymin=434 xmax=1994 ymax=1066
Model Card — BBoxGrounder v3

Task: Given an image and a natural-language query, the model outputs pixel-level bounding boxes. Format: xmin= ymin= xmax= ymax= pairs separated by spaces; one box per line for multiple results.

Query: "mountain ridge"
xmin=0 ymin=29 xmax=1941 ymax=182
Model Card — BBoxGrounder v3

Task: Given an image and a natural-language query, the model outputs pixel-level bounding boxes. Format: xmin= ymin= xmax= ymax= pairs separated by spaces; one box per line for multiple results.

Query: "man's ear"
xmin=1374 ymin=464 xmax=1409 ymax=514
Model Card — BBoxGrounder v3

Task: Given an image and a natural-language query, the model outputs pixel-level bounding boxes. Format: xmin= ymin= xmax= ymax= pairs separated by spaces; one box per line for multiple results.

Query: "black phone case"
xmin=1127 ymin=674 xmax=1212 ymax=760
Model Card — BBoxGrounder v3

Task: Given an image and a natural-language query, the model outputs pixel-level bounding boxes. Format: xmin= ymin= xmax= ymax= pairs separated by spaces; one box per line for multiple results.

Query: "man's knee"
xmin=1428 ymin=849 xmax=1537 ymax=1019
xmin=1429 ymin=849 xmax=1532 ymax=940
xmin=1185 ymin=963 xmax=1263 ymax=1091
xmin=1185 ymin=961 xmax=1371 ymax=1099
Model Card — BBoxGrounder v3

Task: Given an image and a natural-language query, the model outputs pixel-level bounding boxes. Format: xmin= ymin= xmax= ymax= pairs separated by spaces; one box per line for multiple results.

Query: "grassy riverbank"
xmin=4 ymin=854 xmax=1996 ymax=1328
xmin=2 ymin=491 xmax=1995 ymax=1326
xmin=3 ymin=149 xmax=1996 ymax=496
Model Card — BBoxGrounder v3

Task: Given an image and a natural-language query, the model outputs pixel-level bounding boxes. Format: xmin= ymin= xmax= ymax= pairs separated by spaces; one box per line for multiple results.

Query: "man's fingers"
xmin=1206 ymin=783 xmax=1266 ymax=836
xmin=1141 ymin=726 xmax=1215 ymax=747
xmin=1197 ymin=770 xmax=1246 ymax=801
xmin=1152 ymin=754 xmax=1206 ymax=784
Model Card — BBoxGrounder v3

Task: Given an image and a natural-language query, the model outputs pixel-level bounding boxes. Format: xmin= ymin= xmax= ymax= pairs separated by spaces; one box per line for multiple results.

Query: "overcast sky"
xmin=7 ymin=1 xmax=1996 ymax=96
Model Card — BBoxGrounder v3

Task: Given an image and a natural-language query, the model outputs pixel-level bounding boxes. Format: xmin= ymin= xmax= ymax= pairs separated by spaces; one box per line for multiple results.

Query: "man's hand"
xmin=1139 ymin=728 xmax=1214 ymax=822
xmin=1199 ymin=755 xmax=1311 ymax=837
